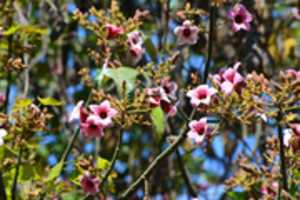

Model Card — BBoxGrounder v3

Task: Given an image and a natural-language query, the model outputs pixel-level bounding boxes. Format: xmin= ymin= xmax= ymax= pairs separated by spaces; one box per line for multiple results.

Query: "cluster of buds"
xmin=69 ymin=100 xmax=118 ymax=138
xmin=6 ymin=57 xmax=27 ymax=71
xmin=145 ymin=78 xmax=178 ymax=117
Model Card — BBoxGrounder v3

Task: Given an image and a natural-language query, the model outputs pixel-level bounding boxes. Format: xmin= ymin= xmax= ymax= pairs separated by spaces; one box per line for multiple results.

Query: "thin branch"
xmin=100 ymin=130 xmax=123 ymax=185
xmin=203 ymin=5 xmax=216 ymax=83
xmin=175 ymin=149 xmax=197 ymax=197
xmin=143 ymin=178 xmax=150 ymax=200
xmin=277 ymin=114 xmax=288 ymax=192
xmin=11 ymin=148 xmax=23 ymax=200
xmin=0 ymin=172 xmax=7 ymax=200
xmin=119 ymin=110 xmax=196 ymax=199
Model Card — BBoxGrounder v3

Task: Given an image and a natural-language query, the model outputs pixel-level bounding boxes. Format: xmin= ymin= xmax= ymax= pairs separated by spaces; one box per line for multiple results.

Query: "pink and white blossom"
xmin=292 ymin=8 xmax=300 ymax=20
xmin=283 ymin=129 xmax=293 ymax=147
xmin=186 ymin=85 xmax=217 ymax=107
xmin=286 ymin=69 xmax=300 ymax=79
xmin=212 ymin=62 xmax=245 ymax=95
xmin=89 ymin=100 xmax=118 ymax=128
xmin=105 ymin=24 xmax=124 ymax=39
xmin=228 ymin=4 xmax=253 ymax=32
xmin=80 ymin=172 xmax=100 ymax=195
xmin=174 ymin=20 xmax=199 ymax=46
xmin=187 ymin=118 xmax=210 ymax=145
xmin=129 ymin=45 xmax=145 ymax=64
xmin=290 ymin=123 xmax=300 ymax=136
xmin=80 ymin=114 xmax=104 ymax=138
xmin=127 ymin=31 xmax=143 ymax=47
xmin=69 ymin=100 xmax=84 ymax=123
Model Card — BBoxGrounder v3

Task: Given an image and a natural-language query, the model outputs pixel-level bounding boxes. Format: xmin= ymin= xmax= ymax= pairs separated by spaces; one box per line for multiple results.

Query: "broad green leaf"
xmin=38 ymin=97 xmax=62 ymax=106
xmin=96 ymin=156 xmax=110 ymax=170
xmin=13 ymin=98 xmax=32 ymax=111
xmin=46 ymin=161 xmax=64 ymax=182
xmin=150 ymin=107 xmax=165 ymax=138
xmin=61 ymin=192 xmax=81 ymax=200
xmin=99 ymin=67 xmax=139 ymax=94
xmin=3 ymin=25 xmax=20 ymax=36
xmin=227 ymin=191 xmax=247 ymax=200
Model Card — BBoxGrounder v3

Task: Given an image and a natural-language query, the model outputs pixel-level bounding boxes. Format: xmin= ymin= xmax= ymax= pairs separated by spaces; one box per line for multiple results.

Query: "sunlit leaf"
xmin=46 ymin=161 xmax=64 ymax=182
xmin=96 ymin=156 xmax=110 ymax=170
xmin=38 ymin=97 xmax=62 ymax=106
xmin=150 ymin=107 xmax=165 ymax=139
xmin=13 ymin=98 xmax=32 ymax=111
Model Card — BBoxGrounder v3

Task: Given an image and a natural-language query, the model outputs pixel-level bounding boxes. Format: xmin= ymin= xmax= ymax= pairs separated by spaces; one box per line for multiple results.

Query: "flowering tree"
xmin=0 ymin=0 xmax=299 ymax=199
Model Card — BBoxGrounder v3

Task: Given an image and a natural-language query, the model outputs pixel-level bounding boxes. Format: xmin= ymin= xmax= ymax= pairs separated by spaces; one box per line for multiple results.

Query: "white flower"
xmin=283 ymin=129 xmax=293 ymax=147
xmin=0 ymin=129 xmax=7 ymax=146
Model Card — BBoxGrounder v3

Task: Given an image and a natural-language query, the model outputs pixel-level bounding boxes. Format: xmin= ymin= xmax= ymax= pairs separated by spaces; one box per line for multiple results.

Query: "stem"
xmin=11 ymin=148 xmax=23 ymax=200
xmin=175 ymin=150 xmax=197 ymax=197
xmin=100 ymin=130 xmax=123 ymax=185
xmin=277 ymin=118 xmax=288 ymax=192
xmin=143 ymin=178 xmax=150 ymax=200
xmin=203 ymin=5 xmax=216 ymax=83
xmin=60 ymin=128 xmax=80 ymax=163
xmin=0 ymin=172 xmax=7 ymax=200
xmin=119 ymin=110 xmax=195 ymax=199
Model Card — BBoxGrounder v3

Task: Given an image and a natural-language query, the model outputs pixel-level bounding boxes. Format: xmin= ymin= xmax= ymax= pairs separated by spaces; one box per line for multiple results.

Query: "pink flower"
xmin=187 ymin=118 xmax=210 ymax=144
xmin=212 ymin=62 xmax=244 ymax=95
xmin=89 ymin=100 xmax=118 ymax=128
xmin=129 ymin=45 xmax=145 ymax=64
xmin=174 ymin=20 xmax=199 ymax=46
xmin=105 ymin=24 xmax=124 ymax=39
xmin=160 ymin=78 xmax=178 ymax=99
xmin=292 ymin=8 xmax=300 ymax=20
xmin=145 ymin=85 xmax=177 ymax=117
xmin=290 ymin=123 xmax=300 ymax=136
xmin=228 ymin=4 xmax=253 ymax=32
xmin=80 ymin=172 xmax=100 ymax=195
xmin=261 ymin=182 xmax=278 ymax=197
xmin=186 ymin=85 xmax=217 ymax=107
xmin=286 ymin=69 xmax=300 ymax=79
xmin=80 ymin=115 xmax=104 ymax=138
xmin=69 ymin=100 xmax=84 ymax=123
xmin=127 ymin=31 xmax=143 ymax=47
xmin=0 ymin=93 xmax=5 ymax=106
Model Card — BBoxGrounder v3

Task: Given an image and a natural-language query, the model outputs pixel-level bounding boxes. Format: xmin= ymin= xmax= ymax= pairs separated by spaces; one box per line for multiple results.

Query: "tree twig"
xmin=175 ymin=149 xmax=197 ymax=197
xmin=100 ymin=130 xmax=123 ymax=185
xmin=11 ymin=148 xmax=23 ymax=200
xmin=119 ymin=110 xmax=195 ymax=199
xmin=203 ymin=5 xmax=216 ymax=83
xmin=277 ymin=113 xmax=288 ymax=193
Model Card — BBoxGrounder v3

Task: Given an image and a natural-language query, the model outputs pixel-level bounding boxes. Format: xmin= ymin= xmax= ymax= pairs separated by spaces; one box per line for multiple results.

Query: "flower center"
xmin=183 ymin=28 xmax=191 ymax=37
xmin=99 ymin=111 xmax=107 ymax=119
xmin=195 ymin=125 xmax=205 ymax=135
xmin=163 ymin=86 xmax=170 ymax=94
xmin=197 ymin=89 xmax=208 ymax=99
xmin=234 ymin=14 xmax=244 ymax=24
xmin=86 ymin=179 xmax=95 ymax=189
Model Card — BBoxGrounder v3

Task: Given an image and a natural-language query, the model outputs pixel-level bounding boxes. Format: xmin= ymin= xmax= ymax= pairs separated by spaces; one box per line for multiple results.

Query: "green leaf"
xmin=96 ymin=156 xmax=110 ymax=170
xmin=150 ymin=107 xmax=165 ymax=138
xmin=46 ymin=161 xmax=64 ymax=182
xmin=227 ymin=191 xmax=247 ymax=200
xmin=144 ymin=37 xmax=158 ymax=62
xmin=38 ymin=97 xmax=62 ymax=106
xmin=98 ymin=67 xmax=139 ymax=95
xmin=13 ymin=98 xmax=32 ymax=111
xmin=3 ymin=25 xmax=48 ymax=36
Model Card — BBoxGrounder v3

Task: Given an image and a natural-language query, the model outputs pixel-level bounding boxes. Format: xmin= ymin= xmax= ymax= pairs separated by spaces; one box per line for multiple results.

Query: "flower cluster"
xmin=145 ymin=78 xmax=178 ymax=117
xmin=211 ymin=62 xmax=245 ymax=95
xmin=69 ymin=100 xmax=118 ymax=138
